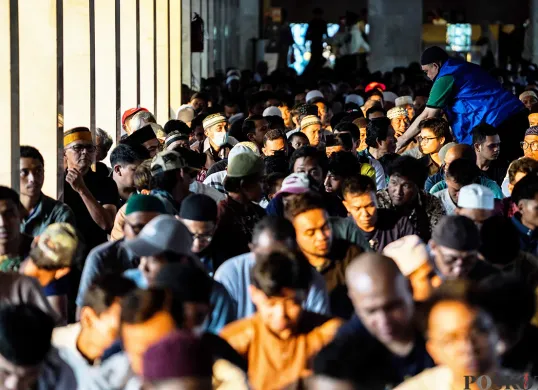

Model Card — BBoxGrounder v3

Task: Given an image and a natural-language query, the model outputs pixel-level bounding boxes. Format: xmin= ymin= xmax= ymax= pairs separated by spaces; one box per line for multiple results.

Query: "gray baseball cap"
xmin=123 ymin=215 xmax=194 ymax=258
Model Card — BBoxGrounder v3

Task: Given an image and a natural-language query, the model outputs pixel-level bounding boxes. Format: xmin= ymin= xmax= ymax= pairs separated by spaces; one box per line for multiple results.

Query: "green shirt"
xmin=427 ymin=75 xmax=455 ymax=108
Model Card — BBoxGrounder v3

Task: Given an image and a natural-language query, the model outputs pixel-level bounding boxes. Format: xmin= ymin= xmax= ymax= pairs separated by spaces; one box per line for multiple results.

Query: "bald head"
xmin=444 ymin=144 xmax=476 ymax=169
xmin=346 ymin=253 xmax=415 ymax=344
xmin=346 ymin=253 xmax=405 ymax=293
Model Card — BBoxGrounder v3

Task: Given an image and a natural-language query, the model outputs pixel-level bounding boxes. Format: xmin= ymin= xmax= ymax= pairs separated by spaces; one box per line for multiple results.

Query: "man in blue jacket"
xmin=397 ymin=46 xmax=527 ymax=162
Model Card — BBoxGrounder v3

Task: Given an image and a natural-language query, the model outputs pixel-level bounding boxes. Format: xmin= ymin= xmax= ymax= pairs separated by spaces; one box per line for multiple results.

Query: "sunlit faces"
xmin=426 ymin=301 xmax=498 ymax=378
xmin=522 ymin=134 xmax=538 ymax=161
xmin=342 ymin=192 xmax=378 ymax=232
xmin=292 ymin=156 xmax=324 ymax=187
xmin=262 ymin=138 xmax=286 ymax=157
xmin=419 ymin=128 xmax=444 ymax=155
xmin=475 ymin=135 xmax=500 ymax=161
xmin=250 ymin=286 xmax=304 ymax=338
xmin=64 ymin=139 xmax=96 ymax=172
xmin=20 ymin=157 xmax=44 ymax=198
xmin=0 ymin=200 xmax=21 ymax=247
xmin=529 ymin=113 xmax=538 ymax=127
xmin=121 ymin=311 xmax=177 ymax=375
xmin=390 ymin=115 xmax=410 ymax=138
xmin=387 ymin=175 xmax=418 ymax=207
xmin=291 ymin=208 xmax=333 ymax=260
xmin=81 ymin=301 xmax=123 ymax=356
xmin=123 ymin=212 xmax=162 ymax=240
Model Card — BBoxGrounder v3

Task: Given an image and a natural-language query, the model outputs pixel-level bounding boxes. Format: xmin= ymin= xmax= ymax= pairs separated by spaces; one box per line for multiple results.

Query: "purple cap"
xmin=274 ymin=173 xmax=311 ymax=198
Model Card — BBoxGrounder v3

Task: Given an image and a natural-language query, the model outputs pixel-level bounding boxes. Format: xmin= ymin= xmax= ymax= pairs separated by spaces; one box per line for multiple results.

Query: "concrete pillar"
xmin=368 ymin=0 xmax=422 ymax=73
xmin=170 ymin=0 xmax=182 ymax=117
xmin=155 ymin=0 xmax=170 ymax=124
xmin=201 ymin=0 xmax=209 ymax=79
xmin=529 ymin=0 xmax=538 ymax=64
xmin=191 ymin=0 xmax=202 ymax=90
xmin=181 ymin=0 xmax=192 ymax=88
xmin=238 ymin=0 xmax=260 ymax=70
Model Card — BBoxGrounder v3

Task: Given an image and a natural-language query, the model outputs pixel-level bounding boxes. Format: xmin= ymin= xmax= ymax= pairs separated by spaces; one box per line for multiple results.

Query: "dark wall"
xmin=273 ymin=0 xmax=529 ymax=24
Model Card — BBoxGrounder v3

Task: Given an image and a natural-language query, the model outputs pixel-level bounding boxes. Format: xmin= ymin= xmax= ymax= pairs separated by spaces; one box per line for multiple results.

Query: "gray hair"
xmin=130 ymin=111 xmax=157 ymax=132
xmin=96 ymin=128 xmax=113 ymax=152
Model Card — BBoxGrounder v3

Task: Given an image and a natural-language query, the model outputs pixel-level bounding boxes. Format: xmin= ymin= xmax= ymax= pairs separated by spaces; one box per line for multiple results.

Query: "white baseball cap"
xmin=457 ymin=184 xmax=495 ymax=210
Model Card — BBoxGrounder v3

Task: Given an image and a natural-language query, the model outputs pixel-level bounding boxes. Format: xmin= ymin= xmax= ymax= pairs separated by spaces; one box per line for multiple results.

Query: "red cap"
xmin=122 ymin=107 xmax=148 ymax=125
xmin=365 ymin=82 xmax=386 ymax=93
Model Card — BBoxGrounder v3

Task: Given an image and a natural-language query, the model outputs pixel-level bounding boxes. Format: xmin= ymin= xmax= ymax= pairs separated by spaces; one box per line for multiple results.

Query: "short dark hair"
xmin=334 ymin=122 xmax=359 ymax=142
xmin=190 ymin=92 xmax=209 ymax=102
xmin=327 ymin=152 xmax=360 ymax=178
xmin=445 ymin=159 xmax=479 ymax=186
xmin=386 ymin=156 xmax=428 ymax=188
xmin=472 ymin=123 xmax=499 ymax=145
xmin=332 ymin=133 xmax=354 ymax=151
xmin=0 ymin=304 xmax=54 ymax=366
xmin=288 ymin=131 xmax=309 ymax=143
xmin=223 ymin=173 xmax=261 ymax=193
xmin=266 ymin=116 xmax=285 ymax=131
xmin=121 ymin=288 xmax=182 ymax=327
xmin=263 ymin=173 xmax=288 ymax=198
xmin=191 ymin=113 xmax=209 ymax=130
xmin=251 ymin=250 xmax=309 ymax=296
xmin=366 ymin=117 xmax=391 ymax=148
xmin=96 ymin=128 xmax=114 ymax=152
xmin=342 ymin=175 xmax=376 ymax=198
xmin=83 ymin=275 xmax=137 ymax=316
xmin=110 ymin=143 xmax=150 ymax=167
xmin=242 ymin=115 xmax=265 ymax=138
xmin=20 ymin=146 xmax=44 ymax=166
xmin=253 ymin=216 xmax=296 ymax=246
xmin=154 ymin=263 xmax=213 ymax=305
xmin=164 ymin=120 xmax=191 ymax=136
xmin=366 ymin=89 xmax=384 ymax=101
xmin=365 ymin=106 xmax=386 ymax=119
xmin=289 ymin=146 xmax=328 ymax=175
xmin=0 ymin=186 xmax=21 ymax=209
xmin=512 ymin=172 xmax=538 ymax=204
xmin=284 ymin=191 xmax=326 ymax=220
xmin=264 ymin=154 xmax=290 ymax=175
xmin=508 ymin=157 xmax=538 ymax=185
xmin=263 ymin=129 xmax=286 ymax=147
xmin=419 ymin=118 xmax=452 ymax=141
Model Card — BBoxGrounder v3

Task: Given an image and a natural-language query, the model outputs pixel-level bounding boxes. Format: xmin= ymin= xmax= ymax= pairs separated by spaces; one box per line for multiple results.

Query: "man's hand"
xmin=395 ymin=135 xmax=411 ymax=153
xmin=66 ymin=168 xmax=87 ymax=193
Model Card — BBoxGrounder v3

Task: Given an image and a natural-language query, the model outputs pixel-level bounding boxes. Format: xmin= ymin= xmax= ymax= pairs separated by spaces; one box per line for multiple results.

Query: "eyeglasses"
xmin=66 ymin=144 xmax=96 ymax=154
xmin=521 ymin=141 xmax=538 ymax=151
xmin=418 ymin=136 xmax=439 ymax=144
xmin=191 ymin=232 xmax=213 ymax=243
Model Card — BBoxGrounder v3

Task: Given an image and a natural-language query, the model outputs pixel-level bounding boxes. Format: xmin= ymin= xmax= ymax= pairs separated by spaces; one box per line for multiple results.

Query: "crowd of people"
xmin=3 ymin=44 xmax=538 ymax=389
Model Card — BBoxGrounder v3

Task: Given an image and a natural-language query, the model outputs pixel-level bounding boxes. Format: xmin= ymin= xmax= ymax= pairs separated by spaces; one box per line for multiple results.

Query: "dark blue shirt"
xmin=512 ymin=214 xmax=538 ymax=256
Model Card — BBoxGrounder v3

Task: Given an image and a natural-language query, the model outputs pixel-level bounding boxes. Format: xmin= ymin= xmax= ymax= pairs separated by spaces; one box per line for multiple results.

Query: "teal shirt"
xmin=21 ymin=194 xmax=76 ymax=237
xmin=429 ymin=177 xmax=504 ymax=199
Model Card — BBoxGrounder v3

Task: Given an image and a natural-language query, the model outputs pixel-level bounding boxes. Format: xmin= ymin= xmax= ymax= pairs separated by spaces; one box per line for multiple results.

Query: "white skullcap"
xmin=176 ymin=105 xmax=195 ymax=122
xmin=306 ymin=90 xmax=324 ymax=103
xmin=383 ymin=235 xmax=429 ymax=276
xmin=457 ymin=184 xmax=495 ymax=210
xmin=226 ymin=69 xmax=241 ymax=78
xmin=263 ymin=106 xmax=282 ymax=117
xmin=395 ymin=96 xmax=413 ymax=107
xmin=387 ymin=106 xmax=408 ymax=120
xmin=383 ymin=91 xmax=399 ymax=103
xmin=345 ymin=94 xmax=365 ymax=107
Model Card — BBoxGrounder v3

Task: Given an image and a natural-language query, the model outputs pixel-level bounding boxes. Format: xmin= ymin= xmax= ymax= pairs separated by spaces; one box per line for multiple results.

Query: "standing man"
xmin=110 ymin=144 xmax=150 ymax=205
xmin=20 ymin=146 xmax=76 ymax=237
xmin=472 ymin=124 xmax=507 ymax=186
xmin=202 ymin=113 xmax=238 ymax=169
xmin=63 ymin=127 xmax=119 ymax=255
xmin=397 ymin=46 xmax=526 ymax=161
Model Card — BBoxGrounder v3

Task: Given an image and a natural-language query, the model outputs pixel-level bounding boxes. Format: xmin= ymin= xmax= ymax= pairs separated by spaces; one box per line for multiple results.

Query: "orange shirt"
xmin=220 ymin=311 xmax=343 ymax=390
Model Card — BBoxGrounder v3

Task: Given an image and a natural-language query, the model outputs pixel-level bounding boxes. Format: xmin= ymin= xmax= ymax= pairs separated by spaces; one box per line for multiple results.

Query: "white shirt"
xmin=434 ymin=188 xmax=457 ymax=215
xmin=190 ymin=180 xmax=226 ymax=202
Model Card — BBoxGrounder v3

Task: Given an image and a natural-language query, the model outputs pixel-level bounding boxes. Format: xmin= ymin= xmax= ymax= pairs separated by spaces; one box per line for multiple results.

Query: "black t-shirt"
xmin=63 ymin=170 xmax=119 ymax=256
xmin=482 ymin=159 xmax=509 ymax=187
xmin=360 ymin=209 xmax=417 ymax=252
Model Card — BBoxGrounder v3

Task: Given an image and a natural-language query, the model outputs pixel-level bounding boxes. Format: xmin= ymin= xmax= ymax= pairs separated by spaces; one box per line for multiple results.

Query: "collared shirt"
xmin=357 ymin=209 xmax=418 ymax=252
xmin=123 ymin=268 xmax=237 ymax=334
xmin=76 ymin=239 xmax=138 ymax=307
xmin=214 ymin=252 xmax=330 ymax=319
xmin=203 ymin=136 xmax=238 ymax=169
xmin=21 ymin=193 xmax=76 ymax=237
xmin=376 ymin=189 xmax=446 ymax=242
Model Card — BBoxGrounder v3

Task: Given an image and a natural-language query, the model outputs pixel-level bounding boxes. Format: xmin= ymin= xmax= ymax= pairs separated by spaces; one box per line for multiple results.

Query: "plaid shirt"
xmin=376 ymin=189 xmax=445 ymax=242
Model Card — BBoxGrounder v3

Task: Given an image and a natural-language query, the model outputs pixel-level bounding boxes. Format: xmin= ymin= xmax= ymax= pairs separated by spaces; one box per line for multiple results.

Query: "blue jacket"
xmin=436 ymin=59 xmax=524 ymax=144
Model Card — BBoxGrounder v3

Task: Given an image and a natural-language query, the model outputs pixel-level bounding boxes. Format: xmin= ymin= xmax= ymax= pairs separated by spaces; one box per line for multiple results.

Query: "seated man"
xmin=415 ymin=118 xmax=451 ymax=175
xmin=284 ymin=192 xmax=363 ymax=318
xmin=342 ymin=175 xmax=416 ymax=252
xmin=377 ymin=156 xmax=445 ymax=242
xmin=499 ymin=157 xmax=538 ymax=217
xmin=430 ymin=215 xmax=498 ymax=282
xmin=123 ymin=215 xmax=236 ymax=333
xmin=63 ymin=127 xmax=119 ymax=254
xmin=53 ymin=275 xmax=136 ymax=384
xmin=0 ymin=304 xmax=77 ymax=389
xmin=19 ymin=146 xmax=75 ymax=237
xmin=202 ymin=113 xmax=238 ymax=169
xmin=455 ymin=184 xmax=495 ymax=226
xmin=220 ymin=250 xmax=343 ymax=390
xmin=332 ymin=253 xmax=435 ymax=388
xmin=20 ymin=223 xmax=78 ymax=323
xmin=215 ymin=216 xmax=330 ymax=319
xmin=0 ymin=187 xmax=34 ymax=271
xmin=434 ymin=159 xmax=480 ymax=215
xmin=472 ymin=123 xmax=508 ymax=186
xmin=387 ymin=107 xmax=417 ymax=154
xmin=395 ymin=282 xmax=525 ymax=390
xmin=325 ymin=152 xmax=376 ymax=199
